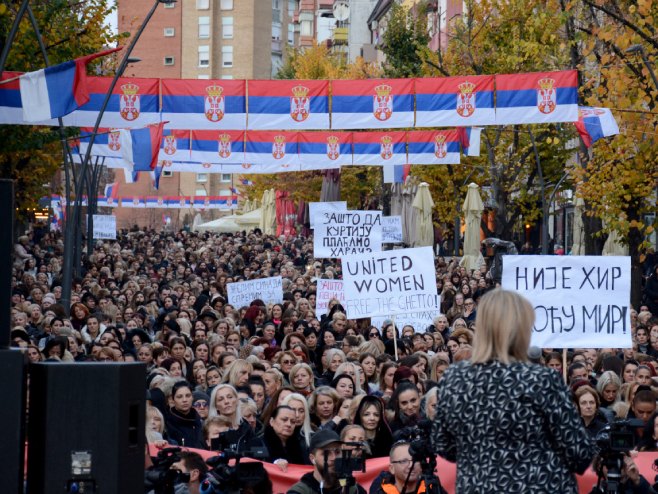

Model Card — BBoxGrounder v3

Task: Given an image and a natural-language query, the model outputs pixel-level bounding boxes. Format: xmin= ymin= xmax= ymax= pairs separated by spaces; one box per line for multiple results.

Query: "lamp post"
xmin=60 ymin=0 xmax=177 ymax=314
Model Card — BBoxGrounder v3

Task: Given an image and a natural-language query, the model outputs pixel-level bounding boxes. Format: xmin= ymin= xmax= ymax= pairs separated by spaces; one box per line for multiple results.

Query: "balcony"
xmin=333 ymin=26 xmax=348 ymax=44
xmin=272 ymin=39 xmax=282 ymax=53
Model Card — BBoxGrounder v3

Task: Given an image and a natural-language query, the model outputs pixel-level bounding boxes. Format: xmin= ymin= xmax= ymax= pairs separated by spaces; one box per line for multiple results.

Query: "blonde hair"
xmin=281 ymin=393 xmax=313 ymax=447
xmin=471 ymin=289 xmax=534 ymax=365
xmin=221 ymin=359 xmax=253 ymax=387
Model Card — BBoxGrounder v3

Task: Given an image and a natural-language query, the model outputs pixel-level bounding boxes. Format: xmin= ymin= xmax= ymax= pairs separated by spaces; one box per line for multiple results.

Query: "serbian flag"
xmin=151 ymin=162 xmax=164 ymax=190
xmin=120 ymin=122 xmax=166 ymax=172
xmin=407 ymin=130 xmax=460 ymax=165
xmin=241 ymin=179 xmax=253 ymax=185
xmin=121 ymin=196 xmax=145 ymax=208
xmin=169 ymin=196 xmax=191 ymax=209
xmin=161 ymin=79 xmax=246 ymax=130
xmin=495 ymin=70 xmax=579 ymax=125
xmin=191 ymin=130 xmax=245 ymax=164
xmin=457 ymin=127 xmax=483 ymax=157
xmin=352 ymin=131 xmax=407 ymax=166
xmin=19 ymin=48 xmax=122 ymax=122
xmin=383 ymin=164 xmax=410 ymax=184
xmin=574 ymin=107 xmax=619 ymax=147
xmin=415 ymin=75 xmax=495 ymax=127
xmin=104 ymin=182 xmax=119 ymax=200
xmin=247 ymin=80 xmax=329 ymax=130
xmin=77 ymin=127 xmax=123 ymax=158
xmin=159 ymin=129 xmax=192 ymax=162
xmin=298 ymin=131 xmax=351 ymax=170
xmin=145 ymin=196 xmax=169 ymax=208
xmin=71 ymin=76 xmax=160 ymax=128
xmin=332 ymin=79 xmax=414 ymax=129
xmin=244 ymin=131 xmax=300 ymax=168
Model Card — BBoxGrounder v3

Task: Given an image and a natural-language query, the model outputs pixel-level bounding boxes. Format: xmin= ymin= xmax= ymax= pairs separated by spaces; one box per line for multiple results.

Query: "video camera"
xmin=144 ymin=447 xmax=190 ymax=494
xmin=334 ymin=442 xmax=366 ymax=490
xmin=593 ymin=419 xmax=644 ymax=494
xmin=393 ymin=419 xmax=435 ymax=462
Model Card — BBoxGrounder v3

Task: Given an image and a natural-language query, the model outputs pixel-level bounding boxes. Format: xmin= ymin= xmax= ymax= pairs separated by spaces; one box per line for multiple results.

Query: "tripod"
xmin=403 ymin=454 xmax=445 ymax=494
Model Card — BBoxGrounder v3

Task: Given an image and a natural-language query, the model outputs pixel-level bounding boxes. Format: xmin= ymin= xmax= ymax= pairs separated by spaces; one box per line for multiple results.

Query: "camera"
xmin=592 ymin=419 xmax=644 ymax=494
xmin=200 ymin=450 xmax=270 ymax=494
xmin=144 ymin=447 xmax=190 ymax=494
xmin=393 ymin=419 xmax=435 ymax=462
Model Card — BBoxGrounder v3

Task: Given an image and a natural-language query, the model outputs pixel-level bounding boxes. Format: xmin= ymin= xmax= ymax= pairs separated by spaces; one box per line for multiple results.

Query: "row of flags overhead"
xmin=3 ymin=66 xmax=586 ymax=130
xmin=97 ymin=195 xmax=238 ymax=209
xmin=75 ymin=128 xmax=479 ymax=173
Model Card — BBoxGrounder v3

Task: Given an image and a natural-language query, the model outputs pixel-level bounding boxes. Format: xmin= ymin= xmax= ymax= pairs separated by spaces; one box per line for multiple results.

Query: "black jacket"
xmin=260 ymin=424 xmax=307 ymax=464
xmin=288 ymin=471 xmax=366 ymax=494
xmin=164 ymin=407 xmax=205 ymax=449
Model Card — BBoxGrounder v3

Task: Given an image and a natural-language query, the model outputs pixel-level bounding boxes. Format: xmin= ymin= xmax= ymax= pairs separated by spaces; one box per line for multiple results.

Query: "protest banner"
xmin=382 ymin=216 xmax=403 ymax=243
xmin=313 ymin=210 xmax=382 ymax=258
xmin=315 ymin=279 xmax=345 ymax=317
xmin=342 ymin=246 xmax=438 ymax=319
xmin=227 ymin=276 xmax=283 ymax=307
xmin=309 ymin=201 xmax=346 ymax=228
xmin=501 ymin=255 xmax=632 ymax=348
xmin=371 ymin=308 xmax=441 ymax=333
xmin=92 ymin=214 xmax=116 ymax=239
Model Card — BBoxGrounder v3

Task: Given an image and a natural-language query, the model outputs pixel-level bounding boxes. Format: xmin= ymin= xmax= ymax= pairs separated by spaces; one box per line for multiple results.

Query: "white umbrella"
xmin=459 ymin=183 xmax=484 ymax=272
xmin=243 ymin=198 xmax=252 ymax=212
xmin=571 ymin=197 xmax=585 ymax=255
xmin=400 ymin=181 xmax=418 ymax=246
xmin=390 ymin=183 xmax=403 ymax=217
xmin=603 ymin=228 xmax=628 ymax=256
xmin=411 ymin=182 xmax=434 ymax=247
xmin=260 ymin=189 xmax=276 ymax=235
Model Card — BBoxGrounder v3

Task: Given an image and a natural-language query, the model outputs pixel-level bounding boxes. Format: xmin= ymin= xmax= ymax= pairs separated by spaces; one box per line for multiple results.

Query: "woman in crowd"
xmin=352 ymin=395 xmax=393 ymax=458
xmin=387 ymin=381 xmax=422 ymax=432
xmin=431 ymin=289 xmax=595 ymax=493
xmin=574 ymin=385 xmax=608 ymax=437
xmin=289 ymin=362 xmax=315 ymax=396
xmin=164 ymin=381 xmax=205 ymax=449
xmin=309 ymin=386 xmax=341 ymax=427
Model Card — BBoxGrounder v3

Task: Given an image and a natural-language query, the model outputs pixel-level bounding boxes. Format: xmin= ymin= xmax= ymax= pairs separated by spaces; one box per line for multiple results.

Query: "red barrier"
xmin=148 ymin=444 xmax=657 ymax=493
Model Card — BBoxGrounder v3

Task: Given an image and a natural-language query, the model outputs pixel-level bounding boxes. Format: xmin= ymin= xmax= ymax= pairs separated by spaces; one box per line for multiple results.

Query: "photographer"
xmin=170 ymin=451 xmax=208 ymax=494
xmin=589 ymin=453 xmax=657 ymax=494
xmin=287 ymin=430 xmax=367 ymax=494
xmin=146 ymin=449 xmax=208 ymax=494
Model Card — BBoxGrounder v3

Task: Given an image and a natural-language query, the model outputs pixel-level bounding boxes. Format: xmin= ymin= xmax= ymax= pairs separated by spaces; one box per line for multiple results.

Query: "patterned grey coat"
xmin=431 ymin=360 xmax=596 ymax=493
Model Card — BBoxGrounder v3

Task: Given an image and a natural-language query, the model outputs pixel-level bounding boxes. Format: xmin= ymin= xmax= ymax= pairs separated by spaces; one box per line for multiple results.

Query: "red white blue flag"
xmin=191 ymin=130 xmax=245 ymax=164
xmin=19 ymin=48 xmax=122 ymax=122
xmin=159 ymin=129 xmax=191 ymax=162
xmin=332 ymin=79 xmax=414 ymax=129
xmin=415 ymin=75 xmax=495 ymax=127
xmin=298 ymin=131 xmax=351 ymax=170
xmin=120 ymin=122 xmax=166 ymax=172
xmin=71 ymin=76 xmax=160 ymax=128
xmin=161 ymin=79 xmax=246 ymax=130
xmin=248 ymin=80 xmax=329 ymax=130
xmin=574 ymin=107 xmax=619 ymax=148
xmin=352 ymin=131 xmax=407 ymax=166
xmin=457 ymin=127 xmax=483 ymax=157
xmin=495 ymin=70 xmax=578 ymax=125
xmin=121 ymin=196 xmax=146 ymax=208
xmin=244 ymin=131 xmax=300 ymax=169
xmin=77 ymin=127 xmax=123 ymax=158
xmin=407 ymin=130 xmax=460 ymax=165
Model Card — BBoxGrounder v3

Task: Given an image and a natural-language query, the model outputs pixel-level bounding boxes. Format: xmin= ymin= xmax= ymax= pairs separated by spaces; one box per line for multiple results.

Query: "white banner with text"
xmin=227 ymin=276 xmax=283 ymax=307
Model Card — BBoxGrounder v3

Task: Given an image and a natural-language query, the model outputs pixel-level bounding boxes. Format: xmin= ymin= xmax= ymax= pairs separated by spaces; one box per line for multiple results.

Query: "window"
xmin=164 ymin=56 xmax=175 ymax=66
xmin=196 ymin=173 xmax=208 ymax=183
xmin=221 ymin=174 xmax=232 ymax=182
xmin=288 ymin=24 xmax=294 ymax=45
xmin=222 ymin=46 xmax=233 ymax=67
xmin=198 ymin=75 xmax=210 ymax=80
xmin=222 ymin=17 xmax=233 ymax=39
xmin=221 ymin=75 xmax=234 ymax=80
xmin=196 ymin=0 xmax=209 ymax=9
xmin=198 ymin=16 xmax=210 ymax=38
xmin=272 ymin=24 xmax=281 ymax=41
xmin=163 ymin=1 xmax=175 ymax=8
xmin=164 ymin=27 xmax=175 ymax=37
xmin=198 ymin=46 xmax=210 ymax=67
xmin=301 ymin=20 xmax=312 ymax=37
xmin=162 ymin=170 xmax=173 ymax=177
xmin=195 ymin=188 xmax=208 ymax=196
xmin=220 ymin=0 xmax=233 ymax=10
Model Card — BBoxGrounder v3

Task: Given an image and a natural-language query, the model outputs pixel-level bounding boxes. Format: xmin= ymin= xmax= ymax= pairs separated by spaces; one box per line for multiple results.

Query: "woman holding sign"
xmin=431 ymin=289 xmax=596 ymax=493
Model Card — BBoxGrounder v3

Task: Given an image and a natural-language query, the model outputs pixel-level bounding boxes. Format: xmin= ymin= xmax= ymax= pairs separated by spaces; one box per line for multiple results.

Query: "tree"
xmin=0 ymin=0 xmax=120 ymax=219
xmin=381 ymin=2 xmax=429 ymax=78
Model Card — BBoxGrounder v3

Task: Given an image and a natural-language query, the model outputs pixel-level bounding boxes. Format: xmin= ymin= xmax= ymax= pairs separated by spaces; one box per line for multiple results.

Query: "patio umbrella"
xmin=390 ymin=183 xmax=403 ymax=217
xmin=243 ymin=198 xmax=252 ymax=212
xmin=260 ymin=189 xmax=276 ymax=235
xmin=320 ymin=169 xmax=341 ymax=202
xmin=571 ymin=197 xmax=585 ymax=255
xmin=603 ymin=228 xmax=628 ymax=256
xmin=460 ymin=183 xmax=484 ymax=272
xmin=400 ymin=181 xmax=418 ymax=246
xmin=411 ymin=182 xmax=434 ymax=247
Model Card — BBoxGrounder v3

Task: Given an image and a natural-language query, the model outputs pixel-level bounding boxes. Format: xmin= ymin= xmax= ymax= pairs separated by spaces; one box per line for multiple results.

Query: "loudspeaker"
xmin=27 ymin=362 xmax=146 ymax=494
xmin=0 ymin=350 xmax=26 ymax=494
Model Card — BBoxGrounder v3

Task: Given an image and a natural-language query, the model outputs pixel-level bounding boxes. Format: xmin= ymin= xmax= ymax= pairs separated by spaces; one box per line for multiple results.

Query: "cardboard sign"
xmin=309 ymin=201 xmax=347 ymax=228
xmin=501 ymin=255 xmax=632 ymax=348
xmin=382 ymin=216 xmax=403 ymax=243
xmin=313 ymin=210 xmax=382 ymax=258
xmin=315 ymin=279 xmax=345 ymax=317
xmin=342 ymin=246 xmax=438 ymax=319
xmin=371 ymin=308 xmax=441 ymax=333
xmin=92 ymin=215 xmax=116 ymax=240
xmin=227 ymin=276 xmax=283 ymax=307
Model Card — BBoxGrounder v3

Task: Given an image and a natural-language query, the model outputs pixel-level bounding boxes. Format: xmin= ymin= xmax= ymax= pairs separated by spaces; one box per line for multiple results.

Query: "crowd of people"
xmin=10 ymin=226 xmax=658 ymax=493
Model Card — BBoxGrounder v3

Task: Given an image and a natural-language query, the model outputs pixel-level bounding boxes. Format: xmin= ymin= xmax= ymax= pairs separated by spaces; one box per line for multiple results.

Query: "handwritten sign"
xmin=313 ymin=211 xmax=382 ymax=259
xmin=382 ymin=216 xmax=403 ymax=243
xmin=227 ymin=276 xmax=283 ymax=307
xmin=92 ymin=215 xmax=116 ymax=240
xmin=372 ymin=308 xmax=441 ymax=333
xmin=315 ymin=279 xmax=346 ymax=317
xmin=501 ymin=255 xmax=632 ymax=348
xmin=342 ymin=246 xmax=438 ymax=319
xmin=309 ymin=201 xmax=347 ymax=228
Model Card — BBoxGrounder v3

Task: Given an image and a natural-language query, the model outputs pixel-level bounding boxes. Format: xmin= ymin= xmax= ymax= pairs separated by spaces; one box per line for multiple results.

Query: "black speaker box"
xmin=27 ymin=362 xmax=146 ymax=494
xmin=0 ymin=350 xmax=26 ymax=494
